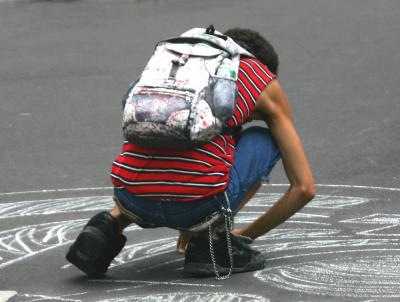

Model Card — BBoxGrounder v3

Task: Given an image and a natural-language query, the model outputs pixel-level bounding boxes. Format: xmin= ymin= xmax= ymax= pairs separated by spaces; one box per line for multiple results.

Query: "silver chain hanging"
xmin=208 ymin=191 xmax=234 ymax=280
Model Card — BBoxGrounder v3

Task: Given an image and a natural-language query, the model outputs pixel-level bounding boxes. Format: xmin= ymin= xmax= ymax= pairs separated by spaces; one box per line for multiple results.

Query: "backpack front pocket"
xmin=123 ymin=87 xmax=195 ymax=148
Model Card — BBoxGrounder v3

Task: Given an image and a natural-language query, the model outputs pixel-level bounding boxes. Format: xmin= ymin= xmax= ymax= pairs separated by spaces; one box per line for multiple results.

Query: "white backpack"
xmin=122 ymin=25 xmax=253 ymax=148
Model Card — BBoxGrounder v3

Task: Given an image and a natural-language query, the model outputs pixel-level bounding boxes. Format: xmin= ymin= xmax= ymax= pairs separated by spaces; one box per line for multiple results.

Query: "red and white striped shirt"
xmin=111 ymin=58 xmax=276 ymax=201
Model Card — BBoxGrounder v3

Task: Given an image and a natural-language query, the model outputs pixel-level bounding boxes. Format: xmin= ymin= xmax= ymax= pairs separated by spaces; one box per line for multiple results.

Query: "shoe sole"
xmin=184 ymin=258 xmax=266 ymax=276
xmin=66 ymin=227 xmax=108 ymax=278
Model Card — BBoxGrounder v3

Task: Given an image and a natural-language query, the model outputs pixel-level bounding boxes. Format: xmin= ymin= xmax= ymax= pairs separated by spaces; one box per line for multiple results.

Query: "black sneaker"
xmin=66 ymin=212 xmax=127 ymax=278
xmin=184 ymin=232 xmax=265 ymax=276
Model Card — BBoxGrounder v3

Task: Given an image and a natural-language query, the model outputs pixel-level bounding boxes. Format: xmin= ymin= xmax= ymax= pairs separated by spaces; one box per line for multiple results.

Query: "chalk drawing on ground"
xmin=14 ymin=291 xmax=269 ymax=302
xmin=0 ymin=184 xmax=399 ymax=301
xmin=250 ymin=192 xmax=372 ymax=209
xmin=109 ymin=237 xmax=177 ymax=270
xmin=255 ymin=254 xmax=400 ymax=298
xmin=0 ymin=196 xmax=114 ymax=219
xmin=250 ymin=187 xmax=400 ymax=299
xmin=96 ymin=292 xmax=270 ymax=302
xmin=340 ymin=213 xmax=400 ymax=236
xmin=0 ymin=220 xmax=85 ymax=269
xmin=16 ymin=292 xmax=87 ymax=302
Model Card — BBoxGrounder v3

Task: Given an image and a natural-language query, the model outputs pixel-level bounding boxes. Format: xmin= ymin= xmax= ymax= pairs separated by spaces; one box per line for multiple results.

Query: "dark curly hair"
xmin=224 ymin=28 xmax=279 ymax=75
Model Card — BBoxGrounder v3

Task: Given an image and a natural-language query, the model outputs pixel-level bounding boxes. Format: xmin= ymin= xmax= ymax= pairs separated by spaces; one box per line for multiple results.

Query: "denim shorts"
xmin=114 ymin=126 xmax=280 ymax=230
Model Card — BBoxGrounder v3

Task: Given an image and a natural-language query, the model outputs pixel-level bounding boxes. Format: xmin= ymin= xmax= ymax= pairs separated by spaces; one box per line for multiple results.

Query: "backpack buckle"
xmin=205 ymin=24 xmax=228 ymax=41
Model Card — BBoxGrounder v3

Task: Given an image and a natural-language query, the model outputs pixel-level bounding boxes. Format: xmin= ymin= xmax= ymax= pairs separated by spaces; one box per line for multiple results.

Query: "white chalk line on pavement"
xmin=1 ymin=183 xmax=399 ymax=197
xmin=0 ymin=291 xmax=17 ymax=302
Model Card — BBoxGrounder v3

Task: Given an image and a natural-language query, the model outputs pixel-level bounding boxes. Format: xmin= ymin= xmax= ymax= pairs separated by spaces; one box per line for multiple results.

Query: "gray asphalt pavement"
xmin=0 ymin=0 xmax=399 ymax=301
